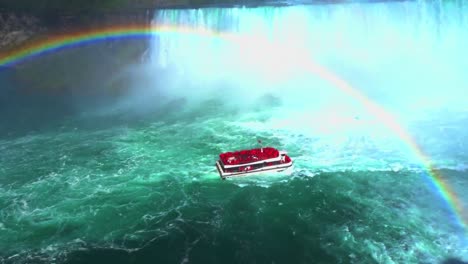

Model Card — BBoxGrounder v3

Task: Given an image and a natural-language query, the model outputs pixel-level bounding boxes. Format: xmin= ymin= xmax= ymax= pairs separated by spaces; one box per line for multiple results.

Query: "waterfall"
xmin=147 ymin=1 xmax=468 ymax=114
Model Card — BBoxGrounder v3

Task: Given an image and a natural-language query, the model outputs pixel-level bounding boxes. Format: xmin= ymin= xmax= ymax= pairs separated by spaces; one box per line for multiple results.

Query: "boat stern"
xmin=215 ymin=160 xmax=227 ymax=180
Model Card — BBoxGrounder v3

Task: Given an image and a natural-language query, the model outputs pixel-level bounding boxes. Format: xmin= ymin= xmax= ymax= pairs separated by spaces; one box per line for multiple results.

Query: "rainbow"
xmin=301 ymin=60 xmax=468 ymax=236
xmin=0 ymin=24 xmax=226 ymax=67
xmin=0 ymin=24 xmax=466 ymax=235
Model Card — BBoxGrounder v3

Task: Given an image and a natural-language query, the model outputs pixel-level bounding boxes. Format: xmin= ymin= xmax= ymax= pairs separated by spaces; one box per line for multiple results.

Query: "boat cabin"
xmin=218 ymin=147 xmax=292 ymax=173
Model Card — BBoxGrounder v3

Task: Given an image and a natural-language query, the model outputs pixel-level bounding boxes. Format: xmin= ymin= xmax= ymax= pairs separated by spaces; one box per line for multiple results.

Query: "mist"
xmin=1 ymin=1 xmax=467 ymax=166
xmin=142 ymin=2 xmax=468 ymax=117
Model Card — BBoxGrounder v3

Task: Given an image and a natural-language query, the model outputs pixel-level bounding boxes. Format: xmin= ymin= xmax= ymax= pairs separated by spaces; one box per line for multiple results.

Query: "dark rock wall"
xmin=0 ymin=13 xmax=46 ymax=49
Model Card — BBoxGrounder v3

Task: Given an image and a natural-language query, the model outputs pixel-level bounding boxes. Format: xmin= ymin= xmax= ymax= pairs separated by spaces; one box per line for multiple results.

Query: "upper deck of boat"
xmin=219 ymin=147 xmax=283 ymax=166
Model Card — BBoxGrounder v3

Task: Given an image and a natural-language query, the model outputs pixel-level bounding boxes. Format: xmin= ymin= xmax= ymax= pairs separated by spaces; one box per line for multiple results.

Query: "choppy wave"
xmin=2 ymin=0 xmax=468 ymax=263
xmin=1 ymin=100 xmax=468 ymax=263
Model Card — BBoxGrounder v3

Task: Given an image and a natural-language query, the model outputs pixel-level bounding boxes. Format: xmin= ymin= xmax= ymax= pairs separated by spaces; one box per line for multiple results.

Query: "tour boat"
xmin=216 ymin=145 xmax=293 ymax=180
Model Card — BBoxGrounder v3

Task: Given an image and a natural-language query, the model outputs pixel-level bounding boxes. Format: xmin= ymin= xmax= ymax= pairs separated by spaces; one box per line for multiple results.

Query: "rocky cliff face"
xmin=0 ymin=0 xmax=293 ymax=50
xmin=0 ymin=8 xmax=153 ymax=100
xmin=0 ymin=12 xmax=46 ymax=50
xmin=0 ymin=8 xmax=154 ymax=51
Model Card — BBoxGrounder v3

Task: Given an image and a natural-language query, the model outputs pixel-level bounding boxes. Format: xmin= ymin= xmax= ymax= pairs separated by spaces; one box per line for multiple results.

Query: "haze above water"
xmin=1 ymin=1 xmax=467 ymax=263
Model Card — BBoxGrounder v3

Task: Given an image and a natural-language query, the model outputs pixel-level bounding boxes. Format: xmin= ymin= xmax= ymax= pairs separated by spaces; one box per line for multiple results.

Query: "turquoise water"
xmin=1 ymin=95 xmax=467 ymax=263
xmin=2 ymin=1 xmax=468 ymax=263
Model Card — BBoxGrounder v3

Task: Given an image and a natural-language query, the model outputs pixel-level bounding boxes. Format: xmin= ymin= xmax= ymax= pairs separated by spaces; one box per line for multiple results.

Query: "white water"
xmin=1 ymin=2 xmax=468 ymax=263
xmin=149 ymin=1 xmax=468 ymax=111
xmin=146 ymin=1 xmax=468 ymax=170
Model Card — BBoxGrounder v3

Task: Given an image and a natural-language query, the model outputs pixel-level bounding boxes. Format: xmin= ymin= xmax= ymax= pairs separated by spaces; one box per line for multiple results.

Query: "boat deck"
xmin=219 ymin=147 xmax=282 ymax=166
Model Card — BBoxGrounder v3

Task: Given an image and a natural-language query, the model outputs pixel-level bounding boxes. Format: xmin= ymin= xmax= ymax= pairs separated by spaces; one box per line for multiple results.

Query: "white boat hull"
xmin=216 ymin=160 xmax=293 ymax=180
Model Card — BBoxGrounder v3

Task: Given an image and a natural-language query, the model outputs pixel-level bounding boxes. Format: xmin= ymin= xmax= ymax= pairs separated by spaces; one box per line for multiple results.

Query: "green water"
xmin=1 ymin=98 xmax=467 ymax=263
xmin=2 ymin=1 xmax=468 ymax=263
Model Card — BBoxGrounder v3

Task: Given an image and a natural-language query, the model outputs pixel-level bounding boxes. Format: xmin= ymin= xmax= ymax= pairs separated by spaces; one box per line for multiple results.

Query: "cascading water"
xmin=1 ymin=1 xmax=468 ymax=264
xmin=150 ymin=1 xmax=468 ymax=107
xmin=148 ymin=1 xmax=468 ymax=171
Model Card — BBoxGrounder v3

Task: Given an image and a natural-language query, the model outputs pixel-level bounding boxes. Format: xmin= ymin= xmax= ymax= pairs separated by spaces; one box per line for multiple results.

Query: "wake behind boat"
xmin=216 ymin=142 xmax=293 ymax=180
